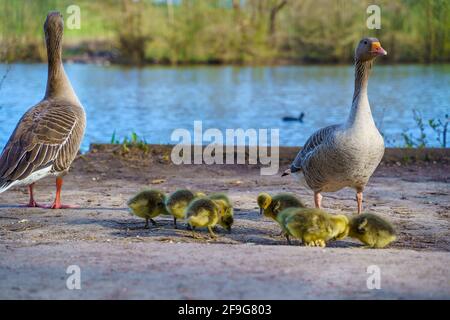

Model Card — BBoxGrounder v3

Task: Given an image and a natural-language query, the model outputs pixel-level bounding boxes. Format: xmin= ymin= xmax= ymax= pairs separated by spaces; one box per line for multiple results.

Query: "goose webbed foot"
xmin=45 ymin=203 xmax=79 ymax=209
xmin=43 ymin=177 xmax=79 ymax=209
xmin=208 ymin=226 xmax=217 ymax=239
xmin=21 ymin=183 xmax=45 ymax=208
xmin=21 ymin=201 xmax=46 ymax=208
xmin=315 ymin=240 xmax=326 ymax=247
xmin=191 ymin=230 xmax=202 ymax=239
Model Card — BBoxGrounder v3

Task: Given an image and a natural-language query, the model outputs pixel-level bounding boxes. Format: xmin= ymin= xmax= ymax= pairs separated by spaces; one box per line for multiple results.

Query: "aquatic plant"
xmin=110 ymin=131 xmax=149 ymax=153
xmin=401 ymin=110 xmax=427 ymax=148
xmin=401 ymin=110 xmax=448 ymax=148
xmin=110 ymin=130 xmax=118 ymax=144
xmin=429 ymin=115 xmax=449 ymax=148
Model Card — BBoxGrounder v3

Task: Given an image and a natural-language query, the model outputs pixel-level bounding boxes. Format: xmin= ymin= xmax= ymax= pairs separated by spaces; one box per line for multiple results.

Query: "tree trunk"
xmin=268 ymin=0 xmax=288 ymax=44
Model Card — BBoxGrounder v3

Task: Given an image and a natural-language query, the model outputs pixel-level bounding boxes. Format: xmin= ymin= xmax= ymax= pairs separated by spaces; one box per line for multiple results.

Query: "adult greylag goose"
xmin=0 ymin=12 xmax=86 ymax=209
xmin=282 ymin=38 xmax=387 ymax=214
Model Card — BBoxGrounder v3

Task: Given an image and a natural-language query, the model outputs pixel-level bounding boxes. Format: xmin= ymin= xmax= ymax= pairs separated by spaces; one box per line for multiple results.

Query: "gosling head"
xmin=355 ymin=37 xmax=387 ymax=62
xmin=220 ymin=214 xmax=234 ymax=232
xmin=257 ymin=193 xmax=272 ymax=215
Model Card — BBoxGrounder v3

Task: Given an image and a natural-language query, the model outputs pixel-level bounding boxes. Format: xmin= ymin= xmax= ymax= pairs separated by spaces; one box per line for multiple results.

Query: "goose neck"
xmin=44 ymin=37 xmax=79 ymax=103
xmin=346 ymin=59 xmax=375 ymax=128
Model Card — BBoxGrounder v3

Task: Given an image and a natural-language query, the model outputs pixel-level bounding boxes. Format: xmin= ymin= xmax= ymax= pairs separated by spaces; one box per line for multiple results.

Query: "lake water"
xmin=0 ymin=63 xmax=449 ymax=151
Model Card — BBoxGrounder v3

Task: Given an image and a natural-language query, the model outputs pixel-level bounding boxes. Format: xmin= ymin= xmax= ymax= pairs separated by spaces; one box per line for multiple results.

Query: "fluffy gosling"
xmin=349 ymin=213 xmax=396 ymax=248
xmin=127 ymin=189 xmax=168 ymax=228
xmin=186 ymin=197 xmax=230 ymax=238
xmin=208 ymin=193 xmax=234 ymax=232
xmin=277 ymin=207 xmax=349 ymax=247
xmin=166 ymin=189 xmax=205 ymax=228
xmin=257 ymin=192 xmax=305 ymax=220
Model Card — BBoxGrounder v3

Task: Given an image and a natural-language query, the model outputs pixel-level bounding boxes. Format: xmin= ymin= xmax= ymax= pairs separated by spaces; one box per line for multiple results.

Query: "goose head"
xmin=44 ymin=11 xmax=64 ymax=44
xmin=355 ymin=37 xmax=387 ymax=62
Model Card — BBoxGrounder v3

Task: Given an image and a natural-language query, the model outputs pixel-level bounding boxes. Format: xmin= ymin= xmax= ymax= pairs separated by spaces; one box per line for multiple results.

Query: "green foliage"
xmin=401 ymin=110 xmax=448 ymax=148
xmin=0 ymin=0 xmax=448 ymax=64
xmin=110 ymin=130 xmax=118 ymax=144
xmin=111 ymin=131 xmax=149 ymax=153
xmin=428 ymin=114 xmax=449 ymax=147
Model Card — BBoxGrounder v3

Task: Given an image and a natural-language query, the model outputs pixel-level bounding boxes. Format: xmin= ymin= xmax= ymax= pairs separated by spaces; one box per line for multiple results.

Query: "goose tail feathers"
xmin=0 ymin=181 xmax=15 ymax=194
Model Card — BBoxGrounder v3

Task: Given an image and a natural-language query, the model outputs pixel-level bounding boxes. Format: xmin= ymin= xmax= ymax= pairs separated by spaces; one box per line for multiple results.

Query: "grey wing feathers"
xmin=0 ymin=100 xmax=82 ymax=190
xmin=290 ymin=124 xmax=340 ymax=173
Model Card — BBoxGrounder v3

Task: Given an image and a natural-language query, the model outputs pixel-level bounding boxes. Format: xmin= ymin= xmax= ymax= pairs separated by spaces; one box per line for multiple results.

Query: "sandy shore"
xmin=0 ymin=145 xmax=449 ymax=299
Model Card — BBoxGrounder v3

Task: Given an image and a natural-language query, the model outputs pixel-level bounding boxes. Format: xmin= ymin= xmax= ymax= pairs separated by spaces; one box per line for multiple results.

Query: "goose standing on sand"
xmin=0 ymin=12 xmax=86 ymax=209
xmin=282 ymin=38 xmax=387 ymax=214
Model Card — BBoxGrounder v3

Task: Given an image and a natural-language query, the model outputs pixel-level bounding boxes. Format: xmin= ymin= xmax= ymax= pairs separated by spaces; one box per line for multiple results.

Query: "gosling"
xmin=257 ymin=192 xmax=305 ymax=221
xmin=208 ymin=193 xmax=234 ymax=232
xmin=186 ymin=197 xmax=229 ymax=238
xmin=349 ymin=213 xmax=396 ymax=248
xmin=127 ymin=189 xmax=168 ymax=228
xmin=165 ymin=189 xmax=205 ymax=228
xmin=277 ymin=207 xmax=349 ymax=247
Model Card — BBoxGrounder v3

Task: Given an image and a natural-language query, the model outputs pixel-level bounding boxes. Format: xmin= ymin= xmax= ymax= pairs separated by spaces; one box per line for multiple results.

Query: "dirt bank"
xmin=0 ymin=146 xmax=449 ymax=299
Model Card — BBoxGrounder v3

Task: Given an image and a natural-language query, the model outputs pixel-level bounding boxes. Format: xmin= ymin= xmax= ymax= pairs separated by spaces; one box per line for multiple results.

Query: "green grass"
xmin=111 ymin=130 xmax=149 ymax=153
xmin=1 ymin=0 xmax=449 ymax=64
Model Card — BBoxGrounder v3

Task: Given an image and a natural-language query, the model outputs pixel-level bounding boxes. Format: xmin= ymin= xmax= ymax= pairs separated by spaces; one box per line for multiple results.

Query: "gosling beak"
xmin=259 ymin=207 xmax=263 ymax=215
xmin=371 ymin=42 xmax=387 ymax=56
xmin=281 ymin=168 xmax=291 ymax=177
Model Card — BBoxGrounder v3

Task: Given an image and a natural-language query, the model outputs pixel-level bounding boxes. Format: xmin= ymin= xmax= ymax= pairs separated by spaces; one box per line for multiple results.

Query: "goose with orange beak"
xmin=282 ymin=38 xmax=387 ymax=214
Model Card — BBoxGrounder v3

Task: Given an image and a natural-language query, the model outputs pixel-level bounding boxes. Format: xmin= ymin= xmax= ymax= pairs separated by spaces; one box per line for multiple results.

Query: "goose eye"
xmin=364 ymin=40 xmax=368 ymax=45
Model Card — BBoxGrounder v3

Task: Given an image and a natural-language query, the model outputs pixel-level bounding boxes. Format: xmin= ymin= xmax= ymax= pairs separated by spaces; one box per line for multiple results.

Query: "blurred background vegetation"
xmin=0 ymin=0 xmax=449 ymax=65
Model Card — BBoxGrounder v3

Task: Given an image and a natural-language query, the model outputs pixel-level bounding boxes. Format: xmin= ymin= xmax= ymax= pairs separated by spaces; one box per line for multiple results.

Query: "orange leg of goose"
xmin=356 ymin=191 xmax=363 ymax=214
xmin=47 ymin=177 xmax=78 ymax=209
xmin=22 ymin=183 xmax=43 ymax=208
xmin=314 ymin=192 xmax=322 ymax=209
